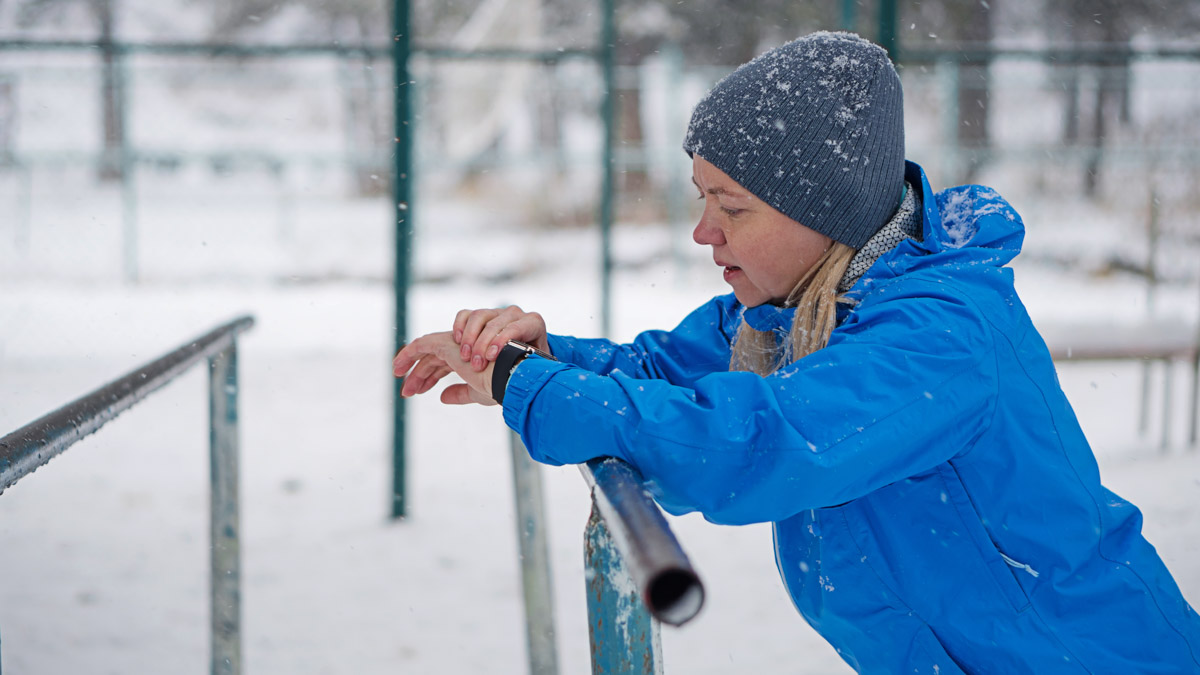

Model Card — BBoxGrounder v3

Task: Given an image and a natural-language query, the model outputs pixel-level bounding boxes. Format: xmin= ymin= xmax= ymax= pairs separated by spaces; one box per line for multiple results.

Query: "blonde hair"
xmin=730 ymin=242 xmax=857 ymax=376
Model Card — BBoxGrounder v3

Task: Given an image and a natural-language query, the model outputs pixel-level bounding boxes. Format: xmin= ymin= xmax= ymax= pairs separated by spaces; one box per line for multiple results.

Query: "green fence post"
xmin=116 ymin=46 xmax=138 ymax=284
xmin=878 ymin=0 xmax=899 ymax=64
xmin=599 ymin=0 xmax=616 ymax=338
xmin=391 ymin=0 xmax=412 ymax=520
xmin=841 ymin=0 xmax=857 ymax=32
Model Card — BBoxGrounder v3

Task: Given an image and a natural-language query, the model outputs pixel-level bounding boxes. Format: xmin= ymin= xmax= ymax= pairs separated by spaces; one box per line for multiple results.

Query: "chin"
xmin=730 ymin=280 xmax=777 ymax=308
xmin=733 ymin=291 xmax=768 ymax=308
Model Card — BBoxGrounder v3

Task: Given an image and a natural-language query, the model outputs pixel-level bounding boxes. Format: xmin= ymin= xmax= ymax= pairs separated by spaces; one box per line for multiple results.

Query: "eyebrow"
xmin=691 ymin=176 xmax=741 ymax=197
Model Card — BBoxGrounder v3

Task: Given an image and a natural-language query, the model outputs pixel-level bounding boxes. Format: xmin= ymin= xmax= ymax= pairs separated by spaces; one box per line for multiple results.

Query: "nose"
xmin=692 ymin=209 xmax=725 ymax=246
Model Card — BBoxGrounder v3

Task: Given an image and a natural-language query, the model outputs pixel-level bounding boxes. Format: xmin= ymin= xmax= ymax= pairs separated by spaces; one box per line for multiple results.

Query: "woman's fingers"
xmin=491 ymin=312 xmax=549 ymax=354
xmin=458 ymin=309 xmax=501 ymax=359
xmin=461 ymin=306 xmax=549 ymax=370
xmin=453 ymin=309 xmax=470 ymax=344
xmin=393 ymin=332 xmax=454 ymax=380
xmin=401 ymin=358 xmax=452 ymax=397
xmin=416 ymin=365 xmax=453 ymax=395
xmin=393 ymin=331 xmax=494 ymax=403
xmin=470 ymin=307 xmax=524 ymax=369
xmin=455 ymin=307 xmax=550 ymax=363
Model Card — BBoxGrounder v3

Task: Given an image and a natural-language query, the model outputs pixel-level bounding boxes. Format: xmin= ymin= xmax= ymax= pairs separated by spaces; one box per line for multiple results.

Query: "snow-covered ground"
xmin=1 ymin=202 xmax=1199 ymax=674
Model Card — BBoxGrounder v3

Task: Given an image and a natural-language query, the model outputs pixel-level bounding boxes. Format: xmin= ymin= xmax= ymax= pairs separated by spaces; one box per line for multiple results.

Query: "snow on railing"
xmin=580 ymin=457 xmax=705 ymax=671
xmin=510 ymin=433 xmax=704 ymax=674
xmin=0 ymin=315 xmax=254 ymax=675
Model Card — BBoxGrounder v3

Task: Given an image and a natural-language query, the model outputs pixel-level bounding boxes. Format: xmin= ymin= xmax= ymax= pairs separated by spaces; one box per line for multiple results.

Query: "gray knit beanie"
xmin=683 ymin=31 xmax=905 ymax=250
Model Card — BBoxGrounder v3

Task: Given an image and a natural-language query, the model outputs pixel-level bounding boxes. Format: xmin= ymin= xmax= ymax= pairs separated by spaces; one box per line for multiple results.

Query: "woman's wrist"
xmin=492 ymin=341 xmax=557 ymax=405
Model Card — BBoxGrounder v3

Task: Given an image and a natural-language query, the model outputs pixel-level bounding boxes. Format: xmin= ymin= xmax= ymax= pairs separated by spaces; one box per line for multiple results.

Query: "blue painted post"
xmin=209 ymin=344 xmax=242 ymax=675
xmin=584 ymin=505 xmax=663 ymax=675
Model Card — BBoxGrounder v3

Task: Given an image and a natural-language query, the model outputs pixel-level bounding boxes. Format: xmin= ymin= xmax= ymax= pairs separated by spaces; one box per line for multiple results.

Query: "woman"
xmin=393 ymin=32 xmax=1200 ymax=673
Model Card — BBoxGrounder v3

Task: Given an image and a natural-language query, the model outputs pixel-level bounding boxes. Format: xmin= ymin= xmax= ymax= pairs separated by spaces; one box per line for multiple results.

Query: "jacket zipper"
xmin=999 ymin=552 xmax=1039 ymax=578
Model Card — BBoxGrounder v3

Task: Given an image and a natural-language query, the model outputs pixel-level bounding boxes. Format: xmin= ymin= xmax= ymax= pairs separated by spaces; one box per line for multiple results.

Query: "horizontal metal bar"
xmin=0 ymin=39 xmax=598 ymax=62
xmin=0 ymin=39 xmax=392 ymax=57
xmin=5 ymin=38 xmax=1198 ymax=63
xmin=900 ymin=43 xmax=1200 ymax=64
xmin=415 ymin=47 xmax=598 ymax=63
xmin=0 ymin=316 xmax=255 ymax=494
xmin=579 ymin=457 xmax=704 ymax=627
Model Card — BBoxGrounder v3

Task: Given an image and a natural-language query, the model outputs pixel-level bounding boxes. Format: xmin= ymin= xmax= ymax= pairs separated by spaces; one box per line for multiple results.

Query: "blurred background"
xmin=1 ymin=1 xmax=1199 ymax=674
xmin=1 ymin=0 xmax=1199 ymax=285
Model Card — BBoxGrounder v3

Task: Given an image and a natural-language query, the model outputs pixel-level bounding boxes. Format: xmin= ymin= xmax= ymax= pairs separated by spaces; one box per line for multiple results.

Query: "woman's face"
xmin=691 ymin=155 xmax=832 ymax=307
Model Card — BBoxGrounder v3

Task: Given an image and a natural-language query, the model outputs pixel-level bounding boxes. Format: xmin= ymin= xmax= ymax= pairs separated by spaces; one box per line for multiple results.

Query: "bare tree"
xmin=204 ymin=0 xmax=393 ymax=195
xmin=955 ymin=1 xmax=992 ymax=182
xmin=17 ymin=0 xmax=124 ymax=181
xmin=903 ymin=0 xmax=997 ymax=183
xmin=1044 ymin=0 xmax=1200 ymax=196
xmin=606 ymin=1 xmax=837 ymax=206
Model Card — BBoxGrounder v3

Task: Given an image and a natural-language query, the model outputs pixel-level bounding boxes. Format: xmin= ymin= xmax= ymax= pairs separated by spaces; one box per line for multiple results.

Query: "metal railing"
xmin=509 ymin=434 xmax=704 ymax=674
xmin=0 ymin=315 xmax=254 ymax=675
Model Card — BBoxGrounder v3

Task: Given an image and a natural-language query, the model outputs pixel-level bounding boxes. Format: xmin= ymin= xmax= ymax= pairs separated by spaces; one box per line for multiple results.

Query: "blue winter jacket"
xmin=501 ymin=162 xmax=1200 ymax=673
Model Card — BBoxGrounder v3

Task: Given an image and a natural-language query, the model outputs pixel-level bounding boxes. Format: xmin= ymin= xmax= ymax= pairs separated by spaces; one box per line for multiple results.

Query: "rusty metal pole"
xmin=584 ymin=506 xmax=663 ymax=674
xmin=579 ymin=458 xmax=705 ymax=672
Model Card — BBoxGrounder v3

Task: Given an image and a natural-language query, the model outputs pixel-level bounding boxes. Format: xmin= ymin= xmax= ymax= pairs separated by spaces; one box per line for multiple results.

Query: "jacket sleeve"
xmin=543 ymin=294 xmax=739 ymax=387
xmin=502 ymin=278 xmax=998 ymax=525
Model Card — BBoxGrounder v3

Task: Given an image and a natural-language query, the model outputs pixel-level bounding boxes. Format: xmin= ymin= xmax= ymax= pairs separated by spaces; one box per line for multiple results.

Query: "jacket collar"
xmin=739 ymin=160 xmax=1026 ymax=328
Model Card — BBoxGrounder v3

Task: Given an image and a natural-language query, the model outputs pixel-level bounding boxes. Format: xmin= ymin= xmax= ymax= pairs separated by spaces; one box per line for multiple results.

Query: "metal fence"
xmin=3 ymin=41 xmax=1198 ymax=284
xmin=0 ymin=315 xmax=254 ymax=675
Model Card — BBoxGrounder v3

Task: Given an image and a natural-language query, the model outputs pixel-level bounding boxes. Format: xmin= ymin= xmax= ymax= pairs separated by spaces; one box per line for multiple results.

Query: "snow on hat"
xmin=683 ymin=31 xmax=905 ymax=250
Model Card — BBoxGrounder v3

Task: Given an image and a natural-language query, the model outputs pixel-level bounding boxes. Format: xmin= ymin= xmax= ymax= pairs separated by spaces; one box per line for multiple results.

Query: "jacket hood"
xmin=904 ymin=161 xmax=1024 ymax=267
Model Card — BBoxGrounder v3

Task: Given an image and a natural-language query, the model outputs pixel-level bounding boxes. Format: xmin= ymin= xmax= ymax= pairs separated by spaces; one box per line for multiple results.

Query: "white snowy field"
xmin=1 ymin=215 xmax=1199 ymax=675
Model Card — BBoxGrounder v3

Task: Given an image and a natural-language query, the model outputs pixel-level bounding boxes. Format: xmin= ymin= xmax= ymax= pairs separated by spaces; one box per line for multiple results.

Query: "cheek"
xmin=734 ymin=237 xmax=792 ymax=288
xmin=755 ymin=233 xmax=825 ymax=291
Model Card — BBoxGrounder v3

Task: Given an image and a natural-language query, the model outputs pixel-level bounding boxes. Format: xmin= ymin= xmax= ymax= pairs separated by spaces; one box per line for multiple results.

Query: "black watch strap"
xmin=492 ymin=341 xmax=555 ymax=405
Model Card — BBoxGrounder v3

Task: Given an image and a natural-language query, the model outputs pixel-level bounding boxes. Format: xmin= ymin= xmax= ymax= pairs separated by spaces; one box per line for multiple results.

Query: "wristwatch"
xmin=492 ymin=340 xmax=556 ymax=405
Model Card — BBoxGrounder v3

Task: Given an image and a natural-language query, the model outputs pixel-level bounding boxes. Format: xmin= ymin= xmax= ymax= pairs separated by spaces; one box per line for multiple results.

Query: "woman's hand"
xmin=454 ymin=305 xmax=549 ymax=372
xmin=393 ymin=331 xmax=496 ymax=406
